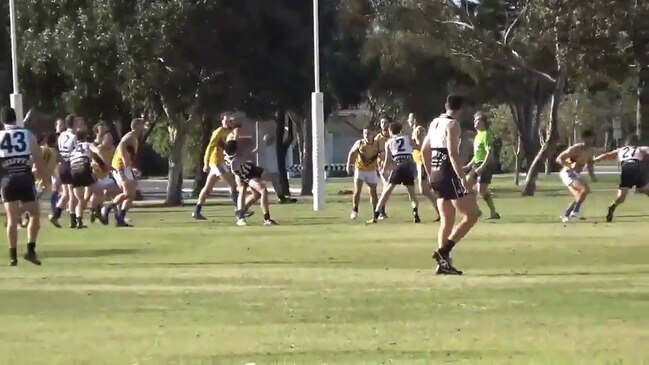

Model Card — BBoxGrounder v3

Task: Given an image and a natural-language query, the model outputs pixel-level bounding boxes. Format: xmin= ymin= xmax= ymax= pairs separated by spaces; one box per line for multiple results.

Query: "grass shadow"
xmin=106 ymin=259 xmax=353 ymax=267
xmin=45 ymin=248 xmax=144 ymax=259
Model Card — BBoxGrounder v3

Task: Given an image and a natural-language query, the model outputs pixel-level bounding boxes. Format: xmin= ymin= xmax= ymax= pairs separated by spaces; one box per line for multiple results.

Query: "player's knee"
xmin=582 ymin=186 xmax=591 ymax=196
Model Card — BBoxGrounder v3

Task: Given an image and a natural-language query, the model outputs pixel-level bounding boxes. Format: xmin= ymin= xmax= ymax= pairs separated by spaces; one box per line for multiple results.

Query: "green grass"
xmin=1 ymin=175 xmax=648 ymax=364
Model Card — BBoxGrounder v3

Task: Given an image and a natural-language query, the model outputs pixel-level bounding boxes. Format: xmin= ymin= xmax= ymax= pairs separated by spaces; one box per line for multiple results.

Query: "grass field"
xmin=1 ymin=175 xmax=648 ymax=364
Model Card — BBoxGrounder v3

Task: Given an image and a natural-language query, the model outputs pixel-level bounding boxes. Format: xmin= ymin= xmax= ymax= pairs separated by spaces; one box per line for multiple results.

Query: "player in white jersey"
xmin=594 ymin=135 xmax=649 ymax=222
xmin=224 ymin=138 xmax=277 ymax=227
xmin=68 ymin=132 xmax=108 ymax=228
xmin=367 ymin=122 xmax=420 ymax=224
xmin=51 ymin=114 xmax=79 ymax=228
xmin=1 ymin=108 xmax=45 ymax=266
xmin=421 ymin=95 xmax=480 ymax=275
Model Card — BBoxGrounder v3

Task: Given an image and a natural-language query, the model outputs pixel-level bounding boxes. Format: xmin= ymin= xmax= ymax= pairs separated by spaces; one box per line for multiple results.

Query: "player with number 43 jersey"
xmin=594 ymin=135 xmax=649 ymax=222
xmin=0 ymin=107 xmax=45 ymax=266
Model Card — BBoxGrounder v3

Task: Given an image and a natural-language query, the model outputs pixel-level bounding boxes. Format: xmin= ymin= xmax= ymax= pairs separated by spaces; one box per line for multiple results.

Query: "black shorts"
xmin=620 ymin=162 xmax=649 ymax=189
xmin=431 ymin=175 xmax=468 ymax=200
xmin=469 ymin=163 xmax=493 ymax=184
xmin=71 ymin=166 xmax=96 ymax=188
xmin=58 ymin=162 xmax=73 ymax=184
xmin=233 ymin=162 xmax=265 ymax=185
xmin=1 ymin=173 xmax=37 ymax=203
xmin=388 ymin=162 xmax=416 ymax=186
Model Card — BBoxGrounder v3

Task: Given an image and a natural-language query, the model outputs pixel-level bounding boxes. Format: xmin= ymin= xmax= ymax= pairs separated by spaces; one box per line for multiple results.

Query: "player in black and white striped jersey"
xmin=594 ymin=135 xmax=649 ymax=222
xmin=367 ymin=122 xmax=420 ymax=224
xmin=421 ymin=95 xmax=481 ymax=275
xmin=0 ymin=108 xmax=45 ymax=266
xmin=51 ymin=114 xmax=79 ymax=228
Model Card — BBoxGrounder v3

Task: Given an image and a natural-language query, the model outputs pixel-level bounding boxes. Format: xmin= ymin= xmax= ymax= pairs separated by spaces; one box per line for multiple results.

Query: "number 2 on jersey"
xmin=396 ymin=138 xmax=406 ymax=153
xmin=621 ymin=147 xmax=636 ymax=159
xmin=0 ymin=131 xmax=27 ymax=155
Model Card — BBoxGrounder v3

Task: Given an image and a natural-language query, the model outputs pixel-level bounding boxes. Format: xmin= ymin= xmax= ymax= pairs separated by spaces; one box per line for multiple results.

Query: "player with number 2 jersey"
xmin=594 ymin=135 xmax=649 ymax=222
xmin=367 ymin=122 xmax=421 ymax=224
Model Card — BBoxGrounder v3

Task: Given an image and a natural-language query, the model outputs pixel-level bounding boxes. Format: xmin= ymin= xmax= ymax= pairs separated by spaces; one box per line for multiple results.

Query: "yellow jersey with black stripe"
xmin=374 ymin=132 xmax=389 ymax=146
xmin=111 ymin=132 xmax=139 ymax=170
xmin=204 ymin=127 xmax=231 ymax=166
xmin=355 ymin=139 xmax=380 ymax=171
xmin=93 ymin=144 xmax=115 ymax=178
xmin=34 ymin=146 xmax=57 ymax=184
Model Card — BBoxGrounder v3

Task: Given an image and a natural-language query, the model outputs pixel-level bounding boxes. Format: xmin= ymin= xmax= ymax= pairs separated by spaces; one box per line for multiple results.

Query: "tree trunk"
xmin=166 ymin=126 xmax=187 ymax=206
xmin=509 ymin=102 xmax=541 ymax=170
xmin=192 ymin=115 xmax=213 ymax=197
xmin=274 ymin=111 xmax=291 ymax=197
xmin=638 ymin=65 xmax=649 ymax=143
xmin=634 ymin=0 xmax=649 ymax=143
xmin=301 ymin=115 xmax=313 ymax=196
xmin=522 ymin=74 xmax=564 ymax=196
xmin=514 ymin=135 xmax=521 ymax=186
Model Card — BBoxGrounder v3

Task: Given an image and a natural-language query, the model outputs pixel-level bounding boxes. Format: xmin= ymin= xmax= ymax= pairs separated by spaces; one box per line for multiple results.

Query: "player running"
xmin=1 ymin=108 xmax=45 ymax=266
xmin=346 ymin=127 xmax=382 ymax=220
xmin=69 ymin=132 xmax=108 ymax=228
xmin=465 ymin=113 xmax=500 ymax=219
xmin=367 ymin=122 xmax=420 ymax=224
xmin=51 ymin=115 xmax=79 ymax=228
xmin=556 ymin=130 xmax=597 ymax=223
xmin=422 ymin=95 xmax=481 ymax=275
xmin=224 ymin=139 xmax=278 ymax=227
xmin=593 ymin=135 xmax=649 ymax=222
xmin=409 ymin=113 xmax=440 ymax=221
xmin=373 ymin=117 xmax=391 ymax=219
xmin=193 ymin=115 xmax=240 ymax=220
xmin=102 ymin=118 xmax=144 ymax=227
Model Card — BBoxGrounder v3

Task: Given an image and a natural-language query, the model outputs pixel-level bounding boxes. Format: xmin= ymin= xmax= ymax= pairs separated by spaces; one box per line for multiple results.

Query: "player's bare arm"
xmin=382 ymin=142 xmax=393 ymax=174
xmin=556 ymin=146 xmax=578 ymax=169
xmin=587 ymin=157 xmax=597 ymax=182
xmin=594 ymin=149 xmax=619 ymax=162
xmin=118 ymin=133 xmax=134 ymax=166
xmin=421 ymin=136 xmax=432 ymax=179
xmin=29 ymin=132 xmax=46 ymax=179
xmin=346 ymin=141 xmax=360 ymax=175
xmin=446 ymin=120 xmax=466 ymax=184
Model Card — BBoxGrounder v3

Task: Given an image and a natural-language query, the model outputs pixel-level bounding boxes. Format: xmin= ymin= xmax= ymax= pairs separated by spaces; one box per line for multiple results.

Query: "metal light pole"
xmin=8 ymin=0 xmax=24 ymax=126
xmin=311 ymin=0 xmax=326 ymax=211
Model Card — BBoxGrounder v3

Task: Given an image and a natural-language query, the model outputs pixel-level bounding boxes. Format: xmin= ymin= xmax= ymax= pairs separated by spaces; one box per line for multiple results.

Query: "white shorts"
xmin=209 ymin=163 xmax=231 ymax=177
xmin=96 ymin=176 xmax=117 ymax=189
xmin=112 ymin=167 xmax=136 ymax=186
xmin=354 ymin=170 xmax=379 ymax=185
xmin=560 ymin=169 xmax=584 ymax=187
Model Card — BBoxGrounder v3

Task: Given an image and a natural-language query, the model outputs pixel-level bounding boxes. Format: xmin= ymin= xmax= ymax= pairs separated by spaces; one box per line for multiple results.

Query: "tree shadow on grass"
xmin=45 ymin=248 xmax=144 ymax=259
xmin=478 ymin=270 xmax=649 ymax=277
xmin=106 ymin=259 xmax=352 ymax=267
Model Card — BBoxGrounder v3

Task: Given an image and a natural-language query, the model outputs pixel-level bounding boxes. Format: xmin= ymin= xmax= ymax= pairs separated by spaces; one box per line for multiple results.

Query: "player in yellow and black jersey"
xmin=346 ymin=127 xmax=382 ymax=220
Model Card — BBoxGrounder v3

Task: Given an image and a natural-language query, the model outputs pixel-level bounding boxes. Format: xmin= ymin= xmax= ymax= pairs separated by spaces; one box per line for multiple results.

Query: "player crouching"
xmin=224 ymin=140 xmax=277 ymax=227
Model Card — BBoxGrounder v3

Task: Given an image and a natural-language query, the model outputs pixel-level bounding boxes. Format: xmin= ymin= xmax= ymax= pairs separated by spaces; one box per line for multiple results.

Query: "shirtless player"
xmin=556 ymin=130 xmax=597 ymax=223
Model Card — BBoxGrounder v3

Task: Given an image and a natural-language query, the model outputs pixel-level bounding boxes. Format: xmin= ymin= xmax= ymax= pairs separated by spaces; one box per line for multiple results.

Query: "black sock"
xmin=413 ymin=206 xmax=419 ymax=215
xmin=263 ymin=213 xmax=271 ymax=221
xmin=27 ymin=242 xmax=36 ymax=254
xmin=439 ymin=239 xmax=457 ymax=259
xmin=352 ymin=206 xmax=358 ymax=213
xmin=381 ymin=206 xmax=387 ymax=215
xmin=53 ymin=207 xmax=63 ymax=219
xmin=70 ymin=214 xmax=77 ymax=225
xmin=9 ymin=247 xmax=17 ymax=261
xmin=373 ymin=210 xmax=380 ymax=219
xmin=94 ymin=205 xmax=102 ymax=216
